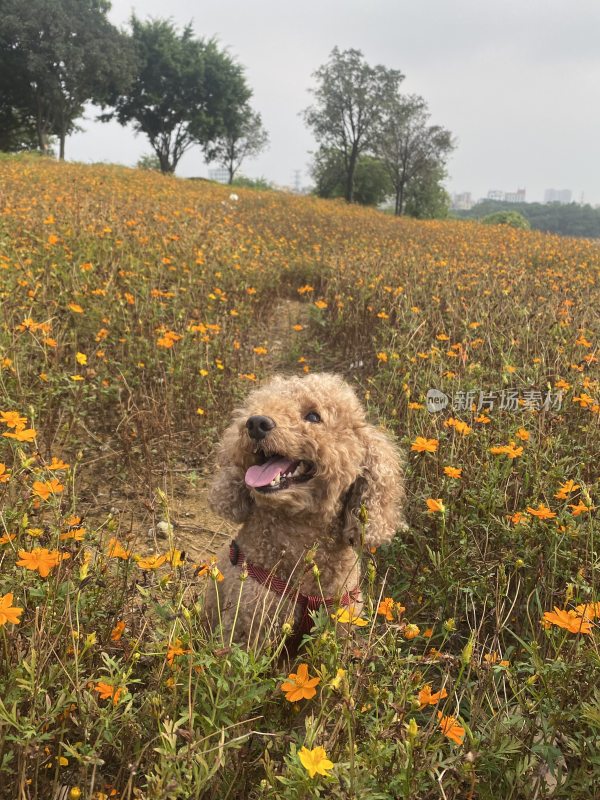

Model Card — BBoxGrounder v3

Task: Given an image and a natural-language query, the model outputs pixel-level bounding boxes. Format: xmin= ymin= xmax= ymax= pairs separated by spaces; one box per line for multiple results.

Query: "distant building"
xmin=208 ymin=167 xmax=230 ymax=184
xmin=487 ymin=188 xmax=526 ymax=203
xmin=544 ymin=189 xmax=572 ymax=204
xmin=451 ymin=192 xmax=474 ymax=211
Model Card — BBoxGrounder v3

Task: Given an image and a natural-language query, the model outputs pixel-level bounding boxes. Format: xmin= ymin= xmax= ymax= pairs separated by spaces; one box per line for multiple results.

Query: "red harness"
xmin=228 ymin=540 xmax=360 ymax=635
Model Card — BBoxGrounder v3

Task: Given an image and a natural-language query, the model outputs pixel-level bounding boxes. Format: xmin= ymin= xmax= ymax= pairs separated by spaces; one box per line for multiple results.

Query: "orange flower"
xmin=508 ymin=511 xmax=528 ymax=525
xmin=542 ymin=607 xmax=592 ymax=634
xmin=404 ymin=623 xmax=420 ymax=639
xmin=0 ymin=463 xmax=10 ymax=483
xmin=437 ymin=712 xmax=465 ymax=745
xmin=526 ymin=503 xmax=556 ymax=520
xmin=0 ymin=410 xmax=27 ymax=428
xmin=136 ymin=553 xmax=167 ymax=570
xmin=411 ymin=437 xmax=439 ymax=453
xmin=418 ymin=684 xmax=448 ymax=707
xmin=32 ymin=479 xmax=64 ymax=500
xmin=16 ymin=548 xmax=70 ymax=578
xmin=111 ymin=621 xmax=126 ymax=641
xmin=59 ymin=527 xmax=86 ymax=542
xmin=443 ymin=466 xmax=462 ymax=479
xmin=47 ymin=457 xmax=70 ymax=470
xmin=554 ymin=479 xmax=580 ymax=499
xmin=489 ymin=442 xmax=523 ymax=459
xmin=93 ymin=682 xmax=123 ymax=704
xmin=515 ymin=428 xmax=529 ymax=441
xmin=0 ymin=533 xmax=16 ymax=545
xmin=0 ymin=592 xmax=23 ymax=626
xmin=569 ymin=501 xmax=593 ymax=516
xmin=106 ymin=537 xmax=131 ymax=559
xmin=377 ymin=597 xmax=399 ymax=621
xmin=575 ymin=602 xmax=600 ymax=620
xmin=166 ymin=639 xmax=191 ymax=665
xmin=426 ymin=498 xmax=445 ymax=513
xmin=281 ymin=663 xmax=320 ymax=702
xmin=3 ymin=427 xmax=37 ymax=442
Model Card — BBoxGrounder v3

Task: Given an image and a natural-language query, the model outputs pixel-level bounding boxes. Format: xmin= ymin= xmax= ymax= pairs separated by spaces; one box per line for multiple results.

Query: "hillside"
xmin=1 ymin=156 xmax=600 ymax=799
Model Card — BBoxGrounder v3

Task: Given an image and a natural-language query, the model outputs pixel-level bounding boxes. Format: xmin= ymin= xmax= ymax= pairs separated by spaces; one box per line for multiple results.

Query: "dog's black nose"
xmin=246 ymin=415 xmax=276 ymax=440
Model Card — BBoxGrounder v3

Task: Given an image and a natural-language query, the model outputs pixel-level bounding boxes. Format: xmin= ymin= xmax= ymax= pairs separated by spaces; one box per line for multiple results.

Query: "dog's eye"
xmin=304 ymin=411 xmax=321 ymax=423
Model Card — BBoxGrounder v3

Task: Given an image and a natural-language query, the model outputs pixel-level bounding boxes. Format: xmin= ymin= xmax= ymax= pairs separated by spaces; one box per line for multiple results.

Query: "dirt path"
xmin=80 ymin=299 xmax=308 ymax=561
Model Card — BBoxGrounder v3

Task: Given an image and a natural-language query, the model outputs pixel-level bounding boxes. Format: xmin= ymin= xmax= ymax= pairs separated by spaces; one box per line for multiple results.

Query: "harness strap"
xmin=229 ymin=540 xmax=360 ymax=635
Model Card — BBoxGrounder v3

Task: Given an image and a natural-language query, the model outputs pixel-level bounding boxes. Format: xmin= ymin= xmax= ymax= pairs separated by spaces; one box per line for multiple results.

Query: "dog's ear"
xmin=209 ymin=420 xmax=253 ymax=523
xmin=341 ymin=424 xmax=405 ymax=549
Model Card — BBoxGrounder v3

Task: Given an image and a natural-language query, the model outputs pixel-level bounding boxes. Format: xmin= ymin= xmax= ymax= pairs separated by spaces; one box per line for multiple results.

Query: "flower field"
xmin=1 ymin=154 xmax=599 ymax=799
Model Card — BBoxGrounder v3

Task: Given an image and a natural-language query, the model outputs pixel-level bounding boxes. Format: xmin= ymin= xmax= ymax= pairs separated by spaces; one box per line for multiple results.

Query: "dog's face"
xmin=210 ymin=372 xmax=404 ymax=546
xmin=227 ymin=374 xmax=367 ymax=515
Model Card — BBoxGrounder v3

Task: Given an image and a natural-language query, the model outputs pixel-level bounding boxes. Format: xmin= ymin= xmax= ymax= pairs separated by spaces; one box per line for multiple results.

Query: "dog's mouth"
xmin=245 ymin=452 xmax=316 ymax=493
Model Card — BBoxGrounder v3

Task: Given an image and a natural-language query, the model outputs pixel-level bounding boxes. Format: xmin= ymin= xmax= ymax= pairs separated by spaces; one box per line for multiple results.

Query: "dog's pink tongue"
xmin=245 ymin=457 xmax=294 ymax=488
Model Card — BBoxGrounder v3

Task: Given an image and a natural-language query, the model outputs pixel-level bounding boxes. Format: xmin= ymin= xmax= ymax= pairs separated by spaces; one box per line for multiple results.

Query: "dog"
xmin=205 ymin=372 xmax=404 ymax=648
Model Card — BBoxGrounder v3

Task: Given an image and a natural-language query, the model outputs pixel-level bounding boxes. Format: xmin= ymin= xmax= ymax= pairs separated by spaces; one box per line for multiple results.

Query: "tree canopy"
xmin=304 ymin=47 xmax=403 ymax=202
xmin=205 ymin=105 xmax=269 ymax=183
xmin=0 ymin=0 xmax=133 ymax=158
xmin=107 ymin=17 xmax=251 ymax=174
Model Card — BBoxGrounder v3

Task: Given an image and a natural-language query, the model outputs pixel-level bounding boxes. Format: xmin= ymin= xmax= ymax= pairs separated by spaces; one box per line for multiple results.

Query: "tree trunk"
xmin=59 ymin=129 xmax=66 ymax=160
xmin=346 ymin=146 xmax=358 ymax=203
xmin=394 ymin=188 xmax=401 ymax=216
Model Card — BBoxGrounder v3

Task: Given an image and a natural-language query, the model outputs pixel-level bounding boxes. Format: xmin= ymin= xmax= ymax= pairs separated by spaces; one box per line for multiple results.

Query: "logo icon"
xmin=426 ymin=388 xmax=449 ymax=413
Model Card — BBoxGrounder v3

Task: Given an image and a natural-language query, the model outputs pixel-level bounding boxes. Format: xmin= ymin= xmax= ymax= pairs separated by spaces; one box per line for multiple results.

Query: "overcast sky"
xmin=66 ymin=0 xmax=600 ymax=204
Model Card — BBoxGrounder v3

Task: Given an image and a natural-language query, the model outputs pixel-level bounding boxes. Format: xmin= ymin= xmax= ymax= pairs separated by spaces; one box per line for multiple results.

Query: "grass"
xmin=0 ymin=154 xmax=599 ymax=799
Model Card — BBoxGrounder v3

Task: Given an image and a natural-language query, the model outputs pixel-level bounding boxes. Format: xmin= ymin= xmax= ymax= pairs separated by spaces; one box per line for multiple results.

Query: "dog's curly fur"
xmin=206 ymin=372 xmax=404 ymax=647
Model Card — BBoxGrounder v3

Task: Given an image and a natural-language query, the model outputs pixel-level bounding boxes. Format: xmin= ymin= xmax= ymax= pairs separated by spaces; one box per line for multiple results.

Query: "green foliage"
xmin=107 ymin=17 xmax=251 ymax=174
xmin=481 ymin=210 xmax=532 ymax=229
xmin=204 ymin=105 xmax=269 ymax=183
xmin=136 ymin=152 xmax=162 ymax=171
xmin=0 ymin=0 xmax=134 ymax=158
xmin=404 ymin=164 xmax=451 ymax=219
xmin=456 ymin=199 xmax=600 ymax=239
xmin=231 ymin=174 xmax=274 ymax=190
xmin=312 ymin=149 xmax=392 ymax=206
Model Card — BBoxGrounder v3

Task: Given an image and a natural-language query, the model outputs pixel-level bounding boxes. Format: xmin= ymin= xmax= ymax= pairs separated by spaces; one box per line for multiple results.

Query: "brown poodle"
xmin=205 ymin=372 xmax=404 ymax=648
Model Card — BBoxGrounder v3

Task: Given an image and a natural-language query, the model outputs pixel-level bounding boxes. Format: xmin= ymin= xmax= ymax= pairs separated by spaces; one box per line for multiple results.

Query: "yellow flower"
xmin=298 ymin=746 xmax=334 ymax=778
xmin=0 ymin=592 xmax=23 ymax=626
xmin=75 ymin=352 xmax=87 ymax=365
xmin=332 ymin=606 xmax=368 ymax=626
xmin=281 ymin=663 xmax=320 ymax=702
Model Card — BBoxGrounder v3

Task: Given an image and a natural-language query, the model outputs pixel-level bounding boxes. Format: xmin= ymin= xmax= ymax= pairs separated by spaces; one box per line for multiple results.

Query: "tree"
xmin=404 ymin=163 xmax=451 ymax=219
xmin=0 ymin=0 xmax=134 ymax=158
xmin=312 ymin=149 xmax=391 ymax=206
xmin=375 ymin=94 xmax=454 ymax=216
xmin=0 ymin=105 xmax=39 ymax=152
xmin=304 ymin=47 xmax=403 ymax=202
xmin=205 ymin=106 xmax=268 ymax=183
xmin=107 ymin=17 xmax=251 ymax=174
xmin=481 ymin=210 xmax=531 ymax=229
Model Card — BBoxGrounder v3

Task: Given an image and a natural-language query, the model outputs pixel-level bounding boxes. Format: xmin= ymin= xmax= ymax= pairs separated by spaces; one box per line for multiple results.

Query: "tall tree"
xmin=205 ymin=106 xmax=268 ymax=183
xmin=375 ymin=94 xmax=454 ymax=216
xmin=304 ymin=47 xmax=403 ymax=202
xmin=0 ymin=0 xmax=133 ymax=158
xmin=107 ymin=17 xmax=251 ymax=174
